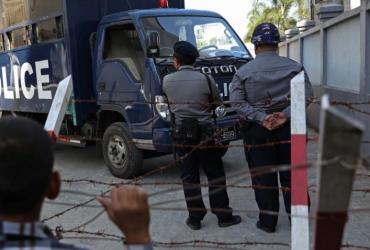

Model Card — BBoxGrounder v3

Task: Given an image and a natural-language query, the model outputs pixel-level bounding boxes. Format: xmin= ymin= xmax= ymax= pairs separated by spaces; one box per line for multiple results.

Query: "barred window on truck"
xmin=0 ymin=16 xmax=64 ymax=52
xmin=36 ymin=16 xmax=64 ymax=43
xmin=0 ymin=34 xmax=4 ymax=52
xmin=11 ymin=27 xmax=31 ymax=48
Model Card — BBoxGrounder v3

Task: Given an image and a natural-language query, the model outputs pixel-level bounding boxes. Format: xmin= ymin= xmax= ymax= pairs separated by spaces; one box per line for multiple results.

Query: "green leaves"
xmin=244 ymin=0 xmax=309 ymax=42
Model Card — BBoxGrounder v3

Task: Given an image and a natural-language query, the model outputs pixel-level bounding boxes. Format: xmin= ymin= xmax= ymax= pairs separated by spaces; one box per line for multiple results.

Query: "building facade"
xmin=280 ymin=0 xmax=370 ymax=152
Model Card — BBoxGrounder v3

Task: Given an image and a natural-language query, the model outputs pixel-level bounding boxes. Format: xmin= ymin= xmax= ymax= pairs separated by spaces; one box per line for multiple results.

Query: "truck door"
xmin=97 ymin=22 xmax=152 ymax=138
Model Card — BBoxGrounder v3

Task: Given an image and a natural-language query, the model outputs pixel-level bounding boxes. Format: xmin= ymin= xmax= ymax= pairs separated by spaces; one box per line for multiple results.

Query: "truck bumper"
xmin=153 ymin=128 xmax=173 ymax=153
xmin=153 ymin=116 xmax=242 ymax=153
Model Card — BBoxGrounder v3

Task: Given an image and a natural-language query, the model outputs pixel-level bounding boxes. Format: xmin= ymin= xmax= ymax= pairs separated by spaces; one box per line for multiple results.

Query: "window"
xmin=89 ymin=32 xmax=97 ymax=58
xmin=6 ymin=26 xmax=33 ymax=49
xmin=0 ymin=35 xmax=4 ymax=52
xmin=4 ymin=33 xmax=11 ymax=50
xmin=103 ymin=24 xmax=144 ymax=82
xmin=11 ymin=27 xmax=28 ymax=48
xmin=141 ymin=16 xmax=250 ymax=59
xmin=179 ymin=26 xmax=187 ymax=41
xmin=25 ymin=26 xmax=34 ymax=44
xmin=0 ymin=16 xmax=64 ymax=51
xmin=56 ymin=16 xmax=64 ymax=38
xmin=194 ymin=22 xmax=243 ymax=58
xmin=36 ymin=16 xmax=64 ymax=43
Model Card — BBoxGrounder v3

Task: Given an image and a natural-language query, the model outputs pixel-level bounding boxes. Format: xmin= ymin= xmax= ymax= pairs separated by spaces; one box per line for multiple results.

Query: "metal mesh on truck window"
xmin=0 ymin=0 xmax=63 ymax=29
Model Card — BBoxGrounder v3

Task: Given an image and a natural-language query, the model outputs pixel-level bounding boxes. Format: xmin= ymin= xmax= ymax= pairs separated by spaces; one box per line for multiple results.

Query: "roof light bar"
xmin=158 ymin=0 xmax=169 ymax=8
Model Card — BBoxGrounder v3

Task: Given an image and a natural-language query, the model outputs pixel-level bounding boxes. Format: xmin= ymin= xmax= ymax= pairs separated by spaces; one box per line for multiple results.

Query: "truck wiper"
xmin=206 ymin=55 xmax=250 ymax=62
xmin=196 ymin=57 xmax=217 ymax=66
xmin=155 ymin=57 xmax=173 ymax=65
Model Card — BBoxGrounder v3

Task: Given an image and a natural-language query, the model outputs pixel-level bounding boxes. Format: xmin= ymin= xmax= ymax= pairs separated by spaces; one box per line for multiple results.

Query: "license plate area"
xmin=218 ymin=125 xmax=238 ymax=142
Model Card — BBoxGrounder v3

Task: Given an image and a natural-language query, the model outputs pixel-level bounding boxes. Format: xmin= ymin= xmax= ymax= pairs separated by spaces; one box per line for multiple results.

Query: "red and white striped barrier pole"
xmin=314 ymin=95 xmax=364 ymax=250
xmin=291 ymin=71 xmax=310 ymax=250
xmin=44 ymin=75 xmax=73 ymax=141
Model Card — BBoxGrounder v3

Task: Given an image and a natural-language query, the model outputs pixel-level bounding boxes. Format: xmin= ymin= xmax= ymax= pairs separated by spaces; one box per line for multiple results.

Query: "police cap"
xmin=173 ymin=41 xmax=199 ymax=61
xmin=251 ymin=23 xmax=281 ymax=46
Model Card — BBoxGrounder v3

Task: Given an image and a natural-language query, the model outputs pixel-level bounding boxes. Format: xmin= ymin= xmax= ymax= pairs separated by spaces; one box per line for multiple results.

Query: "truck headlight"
xmin=155 ymin=95 xmax=171 ymax=122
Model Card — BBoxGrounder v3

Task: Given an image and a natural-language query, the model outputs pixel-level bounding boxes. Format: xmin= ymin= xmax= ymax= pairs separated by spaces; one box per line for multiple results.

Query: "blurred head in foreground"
xmin=0 ymin=116 xmax=60 ymax=221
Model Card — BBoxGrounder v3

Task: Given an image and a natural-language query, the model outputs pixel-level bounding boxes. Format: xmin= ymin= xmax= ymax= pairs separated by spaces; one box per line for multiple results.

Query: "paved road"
xmin=42 ymin=132 xmax=370 ymax=250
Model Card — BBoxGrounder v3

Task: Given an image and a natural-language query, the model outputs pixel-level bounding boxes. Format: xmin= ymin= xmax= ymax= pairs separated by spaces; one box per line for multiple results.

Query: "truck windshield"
xmin=141 ymin=16 xmax=250 ymax=59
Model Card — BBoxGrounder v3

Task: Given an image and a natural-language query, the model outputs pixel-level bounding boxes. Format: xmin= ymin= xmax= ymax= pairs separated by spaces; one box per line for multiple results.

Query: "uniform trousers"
xmin=175 ymin=145 xmax=233 ymax=221
xmin=243 ymin=122 xmax=291 ymax=229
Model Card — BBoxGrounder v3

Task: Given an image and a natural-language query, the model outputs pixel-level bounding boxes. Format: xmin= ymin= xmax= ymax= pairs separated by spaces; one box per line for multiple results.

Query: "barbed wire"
xmin=55 ymin=134 xmax=370 ymax=148
xmin=44 ymin=146 xmax=370 ymax=247
xmin=46 ymin=161 xmax=309 ymax=226
xmin=53 ymin=228 xmax=370 ymax=249
xmin=58 ymin=96 xmax=370 ymax=150
xmin=1 ymin=85 xmax=369 ymax=248
xmin=66 ymin=137 xmax=370 ymax=148
xmin=44 ymin=122 xmax=234 ymax=222
xmin=43 ymin=96 xmax=370 ymax=248
xmin=67 ymin=96 xmax=370 ymax=113
xmin=149 ymin=159 xmax=355 ymax=209
xmin=42 ymin=188 xmax=111 ymax=222
xmin=45 ymin=159 xmax=370 ymax=248
xmin=69 ymin=97 xmax=370 ymax=106
xmin=44 ymin=157 xmax=367 ymax=217
xmin=45 ymin=199 xmax=370 ymax=219
xmin=65 ymin=97 xmax=370 ymax=121
xmin=341 ymin=244 xmax=370 ymax=250
xmin=54 ymin=228 xmax=290 ymax=249
xmin=59 ymin=179 xmax=370 ymax=195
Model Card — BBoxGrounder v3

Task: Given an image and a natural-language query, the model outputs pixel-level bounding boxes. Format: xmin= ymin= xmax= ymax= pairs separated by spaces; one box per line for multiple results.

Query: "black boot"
xmin=218 ymin=215 xmax=242 ymax=227
xmin=186 ymin=217 xmax=201 ymax=230
xmin=256 ymin=221 xmax=276 ymax=233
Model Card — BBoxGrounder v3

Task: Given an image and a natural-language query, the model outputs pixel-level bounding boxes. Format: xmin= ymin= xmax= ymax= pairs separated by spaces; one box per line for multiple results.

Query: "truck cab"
xmin=0 ymin=0 xmax=252 ymax=179
xmin=95 ymin=9 xmax=252 ymax=177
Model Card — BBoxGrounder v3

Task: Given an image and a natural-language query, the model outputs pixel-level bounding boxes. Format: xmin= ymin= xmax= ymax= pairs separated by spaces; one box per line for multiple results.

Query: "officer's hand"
xmin=97 ymin=186 xmax=151 ymax=245
xmin=262 ymin=115 xmax=276 ymax=131
xmin=271 ymin=112 xmax=287 ymax=130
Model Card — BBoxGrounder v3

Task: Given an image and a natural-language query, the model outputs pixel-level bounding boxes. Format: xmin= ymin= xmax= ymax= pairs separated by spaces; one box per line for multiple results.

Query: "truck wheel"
xmin=102 ymin=122 xmax=143 ymax=178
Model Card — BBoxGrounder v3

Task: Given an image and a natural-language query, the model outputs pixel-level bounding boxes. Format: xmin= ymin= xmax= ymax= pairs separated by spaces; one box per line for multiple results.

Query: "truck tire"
xmin=102 ymin=122 xmax=143 ymax=179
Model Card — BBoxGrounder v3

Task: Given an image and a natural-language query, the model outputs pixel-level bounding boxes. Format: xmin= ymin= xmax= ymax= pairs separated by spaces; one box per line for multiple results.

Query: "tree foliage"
xmin=244 ymin=0 xmax=309 ymax=42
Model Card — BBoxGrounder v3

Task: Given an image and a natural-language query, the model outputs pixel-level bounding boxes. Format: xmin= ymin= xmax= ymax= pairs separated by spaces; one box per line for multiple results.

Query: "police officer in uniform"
xmin=229 ymin=23 xmax=313 ymax=233
xmin=163 ymin=41 xmax=241 ymax=230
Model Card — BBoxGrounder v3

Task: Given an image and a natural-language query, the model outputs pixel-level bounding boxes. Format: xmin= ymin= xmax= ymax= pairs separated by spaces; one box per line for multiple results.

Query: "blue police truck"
xmin=0 ymin=0 xmax=252 ymax=178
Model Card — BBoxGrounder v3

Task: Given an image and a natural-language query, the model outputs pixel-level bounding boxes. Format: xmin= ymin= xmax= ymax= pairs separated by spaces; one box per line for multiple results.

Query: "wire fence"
xmin=40 ymin=97 xmax=370 ymax=249
xmin=58 ymin=96 xmax=370 ymax=146
xmin=44 ymin=156 xmax=370 ymax=249
xmin=67 ymin=97 xmax=370 ymax=114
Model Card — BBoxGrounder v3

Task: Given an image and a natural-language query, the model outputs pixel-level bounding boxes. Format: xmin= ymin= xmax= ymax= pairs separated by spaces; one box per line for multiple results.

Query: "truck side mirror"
xmin=147 ymin=31 xmax=160 ymax=57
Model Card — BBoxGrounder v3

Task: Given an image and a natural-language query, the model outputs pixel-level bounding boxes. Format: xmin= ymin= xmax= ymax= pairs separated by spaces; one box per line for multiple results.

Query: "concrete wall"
xmin=326 ymin=16 xmax=361 ymax=91
xmin=280 ymin=0 xmax=370 ymax=153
